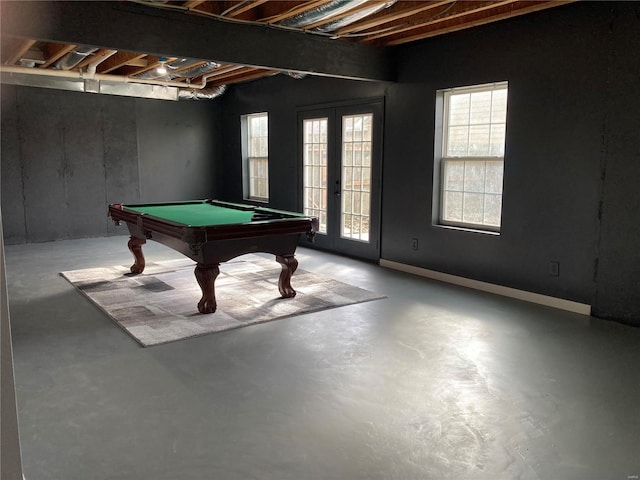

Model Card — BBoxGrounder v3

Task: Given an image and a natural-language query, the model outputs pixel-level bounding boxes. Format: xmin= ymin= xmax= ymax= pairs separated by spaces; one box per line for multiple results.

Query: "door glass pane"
xmin=341 ymin=113 xmax=372 ymax=242
xmin=303 ymin=118 xmax=328 ymax=234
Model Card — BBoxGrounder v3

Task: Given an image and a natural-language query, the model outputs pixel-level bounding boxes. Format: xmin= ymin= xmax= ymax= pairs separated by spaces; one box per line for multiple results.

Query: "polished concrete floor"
xmin=5 ymin=236 xmax=640 ymax=480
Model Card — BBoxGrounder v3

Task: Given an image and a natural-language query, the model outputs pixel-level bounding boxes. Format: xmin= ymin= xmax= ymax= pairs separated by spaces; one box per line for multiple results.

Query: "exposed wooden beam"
xmin=39 ymin=43 xmax=77 ymax=68
xmin=4 ymin=38 xmax=37 ymax=65
xmin=124 ymin=57 xmax=149 ymax=67
xmin=207 ymin=66 xmax=276 ymax=86
xmin=334 ymin=0 xmax=455 ymax=35
xmin=384 ymin=0 xmax=576 ymax=45
xmin=96 ymin=51 xmax=147 ymax=73
xmin=364 ymin=0 xmax=519 ymax=42
xmin=183 ymin=0 xmax=206 ymax=8
xmin=0 ymin=1 xmax=396 ymax=82
xmin=301 ymin=0 xmax=390 ymax=31
xmin=225 ymin=0 xmax=271 ymax=18
xmin=201 ymin=64 xmax=245 ymax=77
xmin=260 ymin=0 xmax=334 ymax=23
xmin=126 ymin=56 xmax=179 ymax=76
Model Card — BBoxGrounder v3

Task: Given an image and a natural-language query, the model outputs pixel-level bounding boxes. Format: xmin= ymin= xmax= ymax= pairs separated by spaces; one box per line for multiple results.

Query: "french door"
xmin=298 ymin=101 xmax=383 ymax=261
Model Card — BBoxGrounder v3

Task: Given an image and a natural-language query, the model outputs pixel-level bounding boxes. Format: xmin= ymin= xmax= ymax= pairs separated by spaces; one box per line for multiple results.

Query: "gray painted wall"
xmin=1 ymin=86 xmax=220 ymax=244
xmin=591 ymin=3 xmax=640 ymax=324
xmin=386 ymin=2 xmax=608 ymax=304
xmin=387 ymin=2 xmax=640 ymax=325
xmin=217 ymin=2 xmax=639 ymax=326
xmin=136 ymin=98 xmax=219 ymax=203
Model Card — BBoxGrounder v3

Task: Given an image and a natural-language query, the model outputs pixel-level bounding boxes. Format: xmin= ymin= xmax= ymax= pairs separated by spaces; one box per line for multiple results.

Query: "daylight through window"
xmin=245 ymin=112 xmax=269 ymax=201
xmin=439 ymin=82 xmax=508 ymax=231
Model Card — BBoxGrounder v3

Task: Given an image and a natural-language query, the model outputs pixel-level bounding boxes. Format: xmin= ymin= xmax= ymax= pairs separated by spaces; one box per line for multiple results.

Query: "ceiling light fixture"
xmin=156 ymin=57 xmax=167 ymax=75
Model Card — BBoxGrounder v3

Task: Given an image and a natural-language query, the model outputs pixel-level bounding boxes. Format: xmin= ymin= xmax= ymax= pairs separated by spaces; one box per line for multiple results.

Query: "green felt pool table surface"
xmin=124 ymin=202 xmax=254 ymax=227
xmin=122 ymin=200 xmax=307 ymax=227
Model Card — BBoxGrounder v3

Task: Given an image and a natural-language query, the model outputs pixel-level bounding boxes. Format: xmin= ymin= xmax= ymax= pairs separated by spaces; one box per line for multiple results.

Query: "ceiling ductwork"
xmin=55 ymin=45 xmax=99 ymax=70
xmin=278 ymin=0 xmax=370 ymax=28
xmin=277 ymin=0 xmax=396 ymax=33
xmin=0 ymin=0 xmax=574 ymax=99
xmin=285 ymin=72 xmax=307 ymax=80
xmin=178 ymin=84 xmax=227 ymax=100
xmin=0 ymin=65 xmax=229 ymax=101
xmin=316 ymin=1 xmax=397 ymax=33
xmin=133 ymin=58 xmax=215 ymax=80
xmin=174 ymin=61 xmax=220 ymax=80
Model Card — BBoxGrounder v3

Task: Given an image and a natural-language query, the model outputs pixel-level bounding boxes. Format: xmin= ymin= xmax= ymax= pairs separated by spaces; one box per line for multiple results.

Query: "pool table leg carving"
xmin=127 ymin=236 xmax=146 ymax=274
xmin=276 ymin=255 xmax=298 ymax=298
xmin=195 ymin=264 xmax=220 ymax=314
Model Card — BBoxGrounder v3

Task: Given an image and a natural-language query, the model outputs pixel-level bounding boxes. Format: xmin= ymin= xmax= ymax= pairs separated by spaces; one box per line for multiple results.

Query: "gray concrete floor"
xmin=5 ymin=236 xmax=640 ymax=480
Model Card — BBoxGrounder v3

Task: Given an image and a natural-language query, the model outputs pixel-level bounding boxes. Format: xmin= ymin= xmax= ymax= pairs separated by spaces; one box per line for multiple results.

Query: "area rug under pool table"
xmin=61 ymin=254 xmax=385 ymax=347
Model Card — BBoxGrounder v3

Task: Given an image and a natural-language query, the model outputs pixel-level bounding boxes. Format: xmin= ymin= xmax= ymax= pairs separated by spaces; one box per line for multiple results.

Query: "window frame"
xmin=241 ymin=112 xmax=269 ymax=202
xmin=436 ymin=81 xmax=508 ymax=233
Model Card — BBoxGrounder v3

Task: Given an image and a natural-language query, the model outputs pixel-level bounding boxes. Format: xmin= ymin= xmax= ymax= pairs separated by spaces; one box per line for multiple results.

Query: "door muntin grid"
xmin=303 ymin=118 xmax=328 ymax=234
xmin=341 ymin=113 xmax=372 ymax=243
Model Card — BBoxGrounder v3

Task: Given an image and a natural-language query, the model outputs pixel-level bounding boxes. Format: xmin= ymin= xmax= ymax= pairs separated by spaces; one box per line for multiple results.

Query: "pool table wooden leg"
xmin=127 ymin=236 xmax=146 ymax=274
xmin=276 ymin=255 xmax=298 ymax=298
xmin=194 ymin=264 xmax=220 ymax=314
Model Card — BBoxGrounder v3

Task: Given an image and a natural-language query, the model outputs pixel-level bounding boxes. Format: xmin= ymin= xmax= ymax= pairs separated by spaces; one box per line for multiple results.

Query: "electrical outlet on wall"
xmin=550 ymin=261 xmax=560 ymax=276
xmin=412 ymin=238 xmax=419 ymax=250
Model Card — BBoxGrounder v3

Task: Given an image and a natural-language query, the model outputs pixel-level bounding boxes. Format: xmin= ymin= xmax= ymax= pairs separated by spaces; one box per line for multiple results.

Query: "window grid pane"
xmin=444 ymin=84 xmax=507 ymax=159
xmin=341 ymin=113 xmax=372 ymax=243
xmin=442 ymin=158 xmax=504 ymax=229
xmin=248 ymin=157 xmax=268 ymax=199
xmin=303 ymin=118 xmax=328 ymax=234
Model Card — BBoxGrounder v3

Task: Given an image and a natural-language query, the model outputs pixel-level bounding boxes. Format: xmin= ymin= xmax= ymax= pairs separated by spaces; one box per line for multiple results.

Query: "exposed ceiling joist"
xmin=4 ymin=39 xmax=37 ymax=66
xmin=259 ymin=1 xmax=335 ymax=24
xmin=0 ymin=1 xmax=577 ymax=100
xmin=333 ymin=0 xmax=456 ymax=36
xmin=39 ymin=43 xmax=78 ymax=69
xmin=0 ymin=0 xmax=395 ymax=82
xmin=94 ymin=51 xmax=149 ymax=74
xmin=301 ymin=0 xmax=390 ymax=30
xmin=226 ymin=0 xmax=271 ymax=18
xmin=363 ymin=0 xmax=520 ymax=42
xmin=383 ymin=0 xmax=576 ymax=45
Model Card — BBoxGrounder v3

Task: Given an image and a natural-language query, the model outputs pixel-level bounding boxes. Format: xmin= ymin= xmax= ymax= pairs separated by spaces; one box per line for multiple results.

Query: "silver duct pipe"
xmin=134 ymin=58 xmax=206 ymax=80
xmin=55 ymin=45 xmax=99 ymax=70
xmin=285 ymin=72 xmax=307 ymax=80
xmin=173 ymin=61 xmax=219 ymax=80
xmin=1 ymin=65 xmax=227 ymax=101
xmin=178 ymin=84 xmax=227 ymax=100
xmin=317 ymin=1 xmax=397 ymax=33
xmin=1 ymin=71 xmax=179 ymax=101
xmin=278 ymin=0 xmax=369 ymax=28
xmin=0 ymin=64 xmax=200 ymax=88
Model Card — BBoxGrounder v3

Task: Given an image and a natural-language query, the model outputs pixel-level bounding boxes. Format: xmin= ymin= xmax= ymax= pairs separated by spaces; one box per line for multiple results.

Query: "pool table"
xmin=108 ymin=199 xmax=318 ymax=314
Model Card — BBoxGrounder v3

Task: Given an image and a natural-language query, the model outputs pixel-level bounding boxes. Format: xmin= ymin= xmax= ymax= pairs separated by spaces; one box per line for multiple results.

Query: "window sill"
xmin=244 ymin=197 xmax=269 ymax=204
xmin=434 ymin=223 xmax=501 ymax=236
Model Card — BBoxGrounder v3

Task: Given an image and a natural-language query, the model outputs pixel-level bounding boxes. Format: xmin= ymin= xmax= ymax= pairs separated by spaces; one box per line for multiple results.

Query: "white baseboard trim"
xmin=379 ymin=258 xmax=592 ymax=316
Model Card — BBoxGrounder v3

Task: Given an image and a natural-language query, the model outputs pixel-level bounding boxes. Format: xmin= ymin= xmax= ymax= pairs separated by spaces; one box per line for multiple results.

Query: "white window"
xmin=341 ymin=113 xmax=372 ymax=243
xmin=437 ymin=82 xmax=508 ymax=231
xmin=303 ymin=118 xmax=328 ymax=234
xmin=243 ymin=112 xmax=269 ymax=201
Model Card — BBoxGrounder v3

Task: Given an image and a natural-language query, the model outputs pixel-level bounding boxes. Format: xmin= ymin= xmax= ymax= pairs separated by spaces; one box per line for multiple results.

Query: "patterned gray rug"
xmin=61 ymin=254 xmax=385 ymax=347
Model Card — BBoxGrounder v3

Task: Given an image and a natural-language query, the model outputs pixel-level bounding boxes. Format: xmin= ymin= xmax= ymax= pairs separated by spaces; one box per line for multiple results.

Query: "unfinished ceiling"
xmin=0 ymin=0 xmax=574 ymax=100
